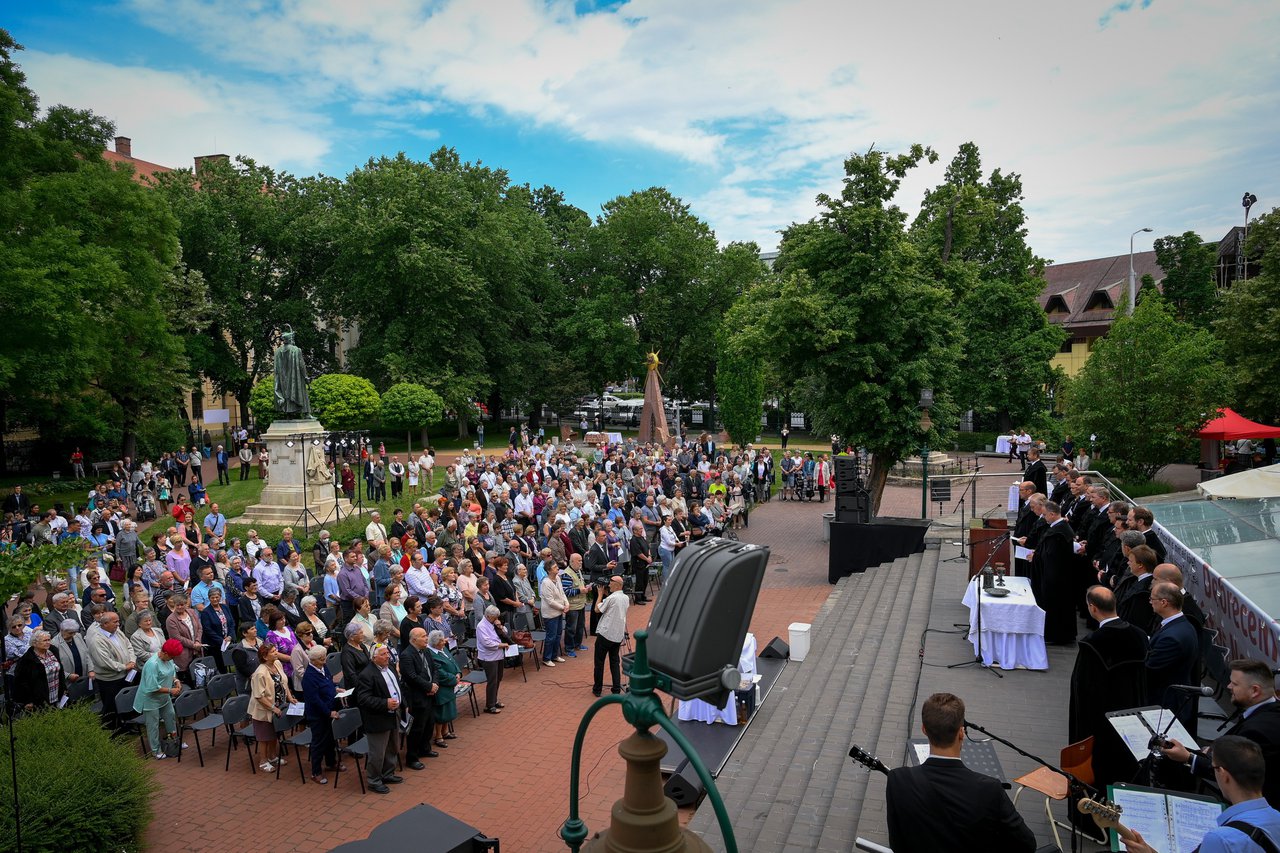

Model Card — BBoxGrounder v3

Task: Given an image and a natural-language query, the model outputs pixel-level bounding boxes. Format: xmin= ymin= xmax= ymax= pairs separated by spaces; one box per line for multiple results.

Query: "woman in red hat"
xmin=134 ymin=638 xmax=185 ymax=759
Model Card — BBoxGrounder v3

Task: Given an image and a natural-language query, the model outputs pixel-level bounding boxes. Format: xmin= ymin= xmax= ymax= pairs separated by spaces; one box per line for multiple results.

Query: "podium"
xmin=968 ymin=519 xmax=1009 ymax=580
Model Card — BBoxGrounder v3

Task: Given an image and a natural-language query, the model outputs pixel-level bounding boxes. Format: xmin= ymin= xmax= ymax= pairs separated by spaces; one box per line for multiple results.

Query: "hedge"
xmin=0 ymin=705 xmax=156 ymax=853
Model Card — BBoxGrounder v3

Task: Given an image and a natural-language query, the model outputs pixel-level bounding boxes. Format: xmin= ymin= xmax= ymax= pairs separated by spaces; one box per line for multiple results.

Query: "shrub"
xmin=953 ymin=431 xmax=998 ymax=453
xmin=0 ymin=705 xmax=156 ymax=853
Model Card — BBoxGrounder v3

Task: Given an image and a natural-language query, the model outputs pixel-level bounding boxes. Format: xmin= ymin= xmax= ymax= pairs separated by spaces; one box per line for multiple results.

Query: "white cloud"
xmin=93 ymin=0 xmax=1280 ymax=258
xmin=20 ymin=50 xmax=334 ymax=173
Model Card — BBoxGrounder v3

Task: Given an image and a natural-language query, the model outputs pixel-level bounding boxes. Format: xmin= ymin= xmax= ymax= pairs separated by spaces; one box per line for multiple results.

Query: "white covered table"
xmin=677 ymin=633 xmax=757 ymax=725
xmin=961 ymin=576 xmax=1048 ymax=671
xmin=995 ymin=435 xmax=1014 ymax=455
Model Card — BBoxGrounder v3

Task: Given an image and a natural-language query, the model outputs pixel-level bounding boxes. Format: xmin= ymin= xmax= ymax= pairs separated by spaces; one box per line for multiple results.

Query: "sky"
xmin=7 ymin=0 xmax=1280 ymax=262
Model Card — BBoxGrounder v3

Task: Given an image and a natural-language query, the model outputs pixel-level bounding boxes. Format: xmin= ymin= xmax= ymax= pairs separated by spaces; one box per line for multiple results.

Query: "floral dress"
xmin=269 ymin=628 xmax=299 ymax=678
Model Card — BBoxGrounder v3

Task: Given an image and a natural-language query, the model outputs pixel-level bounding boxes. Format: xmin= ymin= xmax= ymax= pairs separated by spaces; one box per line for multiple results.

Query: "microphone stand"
xmin=948 ymin=531 xmax=1009 ymax=678
xmin=965 ymin=719 xmax=1097 ymax=852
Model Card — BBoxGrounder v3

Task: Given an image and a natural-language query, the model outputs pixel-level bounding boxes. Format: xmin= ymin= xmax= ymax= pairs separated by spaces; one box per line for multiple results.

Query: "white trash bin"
xmin=788 ymin=622 xmax=812 ymax=662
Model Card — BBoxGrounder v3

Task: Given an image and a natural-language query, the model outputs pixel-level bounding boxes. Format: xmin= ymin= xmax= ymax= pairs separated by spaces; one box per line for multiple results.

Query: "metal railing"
xmin=910 ymin=469 xmax=1136 ymax=523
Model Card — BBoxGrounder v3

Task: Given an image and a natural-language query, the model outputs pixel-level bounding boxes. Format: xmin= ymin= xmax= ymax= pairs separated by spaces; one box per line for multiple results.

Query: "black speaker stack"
xmin=833 ymin=456 xmax=871 ymax=524
xmin=664 ymin=757 xmax=706 ymax=806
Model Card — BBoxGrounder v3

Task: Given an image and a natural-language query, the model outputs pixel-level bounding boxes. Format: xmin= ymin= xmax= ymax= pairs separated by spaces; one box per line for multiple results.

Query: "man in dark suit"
xmin=1030 ymin=501 xmax=1078 ymax=644
xmin=1128 ymin=506 xmax=1166 ymax=564
xmin=887 ymin=692 xmax=1036 ymax=852
xmin=1049 ymin=463 xmax=1072 ymax=506
xmin=1024 ymin=447 xmax=1048 ymax=496
xmin=354 ymin=643 xmax=404 ymax=794
xmin=1115 ymin=545 xmax=1158 ymax=632
xmin=1069 ymin=586 xmax=1149 ymax=789
xmin=1163 ymin=658 xmax=1280 ymax=809
xmin=1011 ymin=483 xmax=1039 ymax=577
xmin=1145 ymin=582 xmax=1201 ymax=731
xmin=2 ymin=485 xmax=31 ymax=516
xmin=399 ymin=627 xmax=439 ymax=769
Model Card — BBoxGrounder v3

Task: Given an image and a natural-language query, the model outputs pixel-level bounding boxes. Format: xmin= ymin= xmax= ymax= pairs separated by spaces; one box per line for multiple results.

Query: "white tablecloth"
xmin=995 ymin=436 xmax=1014 ymax=455
xmin=961 ymin=576 xmax=1048 ymax=671
xmin=678 ymin=633 xmax=757 ymax=725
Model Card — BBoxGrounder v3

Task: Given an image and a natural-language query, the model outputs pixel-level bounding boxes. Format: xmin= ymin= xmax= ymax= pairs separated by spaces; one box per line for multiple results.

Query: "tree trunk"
xmin=456 ymin=407 xmax=469 ymax=440
xmin=487 ymin=389 xmax=502 ymax=425
xmin=237 ymin=392 xmax=251 ymax=431
xmin=0 ymin=398 xmax=8 ymax=476
xmin=420 ymin=426 xmax=430 ymax=450
xmin=528 ymin=399 xmax=544 ymax=431
xmin=406 ymin=430 xmax=412 ymax=456
xmin=868 ymin=454 xmax=893 ymax=516
xmin=996 ymin=410 xmax=1014 ymax=433
xmin=121 ymin=404 xmax=140 ymax=461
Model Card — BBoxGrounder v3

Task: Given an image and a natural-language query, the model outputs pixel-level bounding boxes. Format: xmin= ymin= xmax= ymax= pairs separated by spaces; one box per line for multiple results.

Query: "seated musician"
xmin=886 ymin=692 xmax=1037 ymax=852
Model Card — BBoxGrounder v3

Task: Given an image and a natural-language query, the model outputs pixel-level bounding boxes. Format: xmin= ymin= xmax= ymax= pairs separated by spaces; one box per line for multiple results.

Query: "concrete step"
xmin=696 ymin=563 xmax=891 ymax=847
xmin=781 ymin=553 xmax=923 ymax=850
xmin=825 ymin=547 xmax=939 ymax=850
xmin=697 ymin=555 xmax=921 ymax=851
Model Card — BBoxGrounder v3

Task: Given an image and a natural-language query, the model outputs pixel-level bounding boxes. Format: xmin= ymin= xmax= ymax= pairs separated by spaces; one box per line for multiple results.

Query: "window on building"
xmin=1045 ymin=295 xmax=1070 ymax=314
xmin=1084 ymin=290 xmax=1114 ymax=311
xmin=190 ymin=390 xmax=203 ymax=419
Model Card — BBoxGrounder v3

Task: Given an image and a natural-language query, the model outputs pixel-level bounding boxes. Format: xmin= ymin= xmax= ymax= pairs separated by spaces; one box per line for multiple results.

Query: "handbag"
xmin=511 ymin=629 xmax=534 ymax=648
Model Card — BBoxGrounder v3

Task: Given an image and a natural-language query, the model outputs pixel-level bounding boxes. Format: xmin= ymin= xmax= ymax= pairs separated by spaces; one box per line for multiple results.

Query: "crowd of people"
xmin=2 ymin=430 xmax=812 ymax=792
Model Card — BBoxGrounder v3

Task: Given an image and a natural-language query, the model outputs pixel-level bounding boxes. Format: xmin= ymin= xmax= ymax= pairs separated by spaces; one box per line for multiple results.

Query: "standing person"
xmin=214 ymin=445 xmax=230 ymax=486
xmin=12 ymin=630 xmax=65 ymax=712
xmin=238 ymin=442 xmax=253 ymax=481
xmin=475 ymin=605 xmax=508 ymax=714
xmin=539 ymin=562 xmax=568 ymax=666
xmin=336 ymin=549 xmax=370 ymax=625
xmin=628 ymin=520 xmax=652 ymax=604
xmin=301 ymin=644 xmax=344 ymax=785
xmin=886 ymin=693 xmax=1036 ymax=852
xmin=134 ymin=638 xmax=185 ymax=759
xmin=1029 ymin=501 xmax=1078 ymax=645
xmin=70 ymin=447 xmax=86 ymax=480
xmin=164 ymin=595 xmax=204 ymax=684
xmin=199 ymin=587 xmax=237 ymax=673
xmin=399 ymin=627 xmax=440 ymax=769
xmin=815 ymin=454 xmax=832 ymax=503
xmin=779 ymin=426 xmax=789 ymax=450
xmin=85 ymin=610 xmax=137 ymax=734
xmin=427 ymin=630 xmax=460 ymax=746
xmin=355 ymin=643 xmax=403 ymax=794
xmin=388 ymin=457 xmax=405 ymax=499
xmin=561 ymin=554 xmax=590 ymax=658
xmin=592 ymin=576 xmax=629 ymax=697
xmin=249 ymin=643 xmax=294 ymax=772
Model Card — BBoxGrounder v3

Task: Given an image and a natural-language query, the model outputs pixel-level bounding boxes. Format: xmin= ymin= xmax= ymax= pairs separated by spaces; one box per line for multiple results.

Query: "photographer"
xmin=592 ymin=576 xmax=629 ymax=697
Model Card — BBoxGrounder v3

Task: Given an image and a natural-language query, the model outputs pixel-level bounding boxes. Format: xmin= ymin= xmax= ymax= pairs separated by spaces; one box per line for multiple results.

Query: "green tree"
xmin=756 ymin=145 xmax=960 ymax=510
xmin=157 ymin=156 xmax=333 ymax=426
xmin=1064 ymin=296 xmax=1224 ymax=481
xmin=1217 ymin=208 xmax=1280 ymax=422
xmin=716 ymin=295 xmax=765 ymax=447
xmin=910 ymin=143 xmax=1062 ymax=429
xmin=380 ymin=382 xmax=445 ymax=450
xmin=309 ymin=373 xmax=380 ymax=431
xmin=1153 ymin=230 xmax=1217 ymax=327
xmin=248 ymin=375 xmax=277 ymax=430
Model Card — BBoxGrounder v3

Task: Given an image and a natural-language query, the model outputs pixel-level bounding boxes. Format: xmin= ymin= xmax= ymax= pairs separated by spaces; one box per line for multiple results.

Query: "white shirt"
xmin=595 ymin=590 xmax=629 ymax=643
xmin=659 ymin=525 xmax=678 ymax=552
xmin=364 ymin=521 xmax=388 ymax=544
xmin=405 ymin=567 xmax=436 ymax=598
xmin=514 ymin=492 xmax=534 ymax=516
xmin=378 ymin=666 xmax=400 ymax=703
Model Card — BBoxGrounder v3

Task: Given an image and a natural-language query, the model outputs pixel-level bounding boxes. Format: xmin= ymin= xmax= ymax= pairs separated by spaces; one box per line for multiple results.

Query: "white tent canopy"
xmin=1197 ymin=463 xmax=1280 ymax=499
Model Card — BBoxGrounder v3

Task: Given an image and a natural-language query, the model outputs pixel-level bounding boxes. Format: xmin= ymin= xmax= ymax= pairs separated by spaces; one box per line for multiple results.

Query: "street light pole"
xmin=1128 ymin=227 xmax=1153 ymax=311
xmin=918 ymin=389 xmax=934 ymax=520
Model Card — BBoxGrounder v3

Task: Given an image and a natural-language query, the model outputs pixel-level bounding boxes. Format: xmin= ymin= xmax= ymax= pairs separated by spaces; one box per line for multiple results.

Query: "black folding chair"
xmin=331 ymin=708 xmax=368 ymax=794
xmin=113 ymin=685 xmax=146 ymax=755
xmin=173 ymin=688 xmax=224 ymax=767
xmin=452 ymin=648 xmax=482 ymax=717
xmin=220 ymin=695 xmax=259 ymax=773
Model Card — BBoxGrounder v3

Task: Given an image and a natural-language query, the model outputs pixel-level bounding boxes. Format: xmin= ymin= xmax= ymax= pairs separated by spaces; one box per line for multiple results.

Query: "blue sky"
xmin=7 ymin=0 xmax=1280 ymax=261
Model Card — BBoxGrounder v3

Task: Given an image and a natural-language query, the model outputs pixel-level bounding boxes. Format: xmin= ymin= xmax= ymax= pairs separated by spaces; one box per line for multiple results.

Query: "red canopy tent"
xmin=1198 ymin=408 xmax=1280 ymax=440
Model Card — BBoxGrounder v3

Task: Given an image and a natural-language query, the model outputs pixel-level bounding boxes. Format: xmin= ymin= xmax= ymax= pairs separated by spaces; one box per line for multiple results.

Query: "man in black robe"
xmin=1031 ymin=500 xmax=1078 ymax=644
xmin=1070 ymin=586 xmax=1149 ymax=789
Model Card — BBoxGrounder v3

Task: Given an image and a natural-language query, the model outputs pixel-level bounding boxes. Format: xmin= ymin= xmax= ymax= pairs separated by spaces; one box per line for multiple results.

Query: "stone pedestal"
xmin=234 ymin=418 xmax=355 ymax=527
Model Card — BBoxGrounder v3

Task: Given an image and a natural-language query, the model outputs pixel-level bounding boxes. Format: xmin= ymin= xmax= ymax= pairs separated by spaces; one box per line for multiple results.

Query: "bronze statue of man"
xmin=273 ymin=326 xmax=311 ymax=418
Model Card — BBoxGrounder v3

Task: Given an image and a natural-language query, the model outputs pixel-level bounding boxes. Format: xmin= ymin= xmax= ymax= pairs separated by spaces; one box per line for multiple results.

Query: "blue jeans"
xmin=659 ymin=548 xmax=675 ymax=574
xmin=565 ymin=609 xmax=585 ymax=651
xmin=542 ymin=615 xmax=563 ymax=661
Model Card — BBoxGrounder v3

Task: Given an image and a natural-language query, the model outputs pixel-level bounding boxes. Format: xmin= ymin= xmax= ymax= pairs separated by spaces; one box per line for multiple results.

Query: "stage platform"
xmin=688 ymin=531 xmax=1105 ymax=852
xmin=657 ymin=655 xmax=787 ymax=776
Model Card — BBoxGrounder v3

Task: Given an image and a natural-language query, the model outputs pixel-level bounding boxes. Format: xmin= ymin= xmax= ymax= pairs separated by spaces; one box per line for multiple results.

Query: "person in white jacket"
xmin=85 ymin=610 xmax=137 ymax=733
xmin=539 ymin=565 xmax=569 ymax=666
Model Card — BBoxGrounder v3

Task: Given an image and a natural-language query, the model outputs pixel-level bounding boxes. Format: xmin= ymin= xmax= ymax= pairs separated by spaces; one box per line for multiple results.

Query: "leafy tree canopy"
xmin=1217 ymin=208 xmax=1280 ymax=422
xmin=1153 ymin=230 xmax=1217 ymax=328
xmin=309 ymin=373 xmax=380 ymax=431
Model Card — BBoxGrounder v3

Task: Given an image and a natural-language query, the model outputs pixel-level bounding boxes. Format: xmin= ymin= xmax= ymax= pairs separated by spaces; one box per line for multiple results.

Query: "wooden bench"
xmin=91 ymin=461 xmax=116 ymax=476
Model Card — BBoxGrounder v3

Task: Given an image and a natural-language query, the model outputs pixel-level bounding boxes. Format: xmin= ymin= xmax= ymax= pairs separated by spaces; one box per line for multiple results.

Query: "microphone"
xmin=1169 ymin=684 xmax=1214 ymax=696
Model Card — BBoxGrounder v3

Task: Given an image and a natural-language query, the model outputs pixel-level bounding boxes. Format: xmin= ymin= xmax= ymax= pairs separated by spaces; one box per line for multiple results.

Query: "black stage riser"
xmin=828 ymin=518 xmax=931 ymax=582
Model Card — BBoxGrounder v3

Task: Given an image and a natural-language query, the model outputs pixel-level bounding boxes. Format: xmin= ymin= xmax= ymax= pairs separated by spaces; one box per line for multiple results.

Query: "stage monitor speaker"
xmin=760 ymin=636 xmax=790 ymax=659
xmin=834 ymin=456 xmax=863 ymax=494
xmin=664 ymin=757 xmax=706 ymax=807
xmin=836 ymin=492 xmax=871 ymax=524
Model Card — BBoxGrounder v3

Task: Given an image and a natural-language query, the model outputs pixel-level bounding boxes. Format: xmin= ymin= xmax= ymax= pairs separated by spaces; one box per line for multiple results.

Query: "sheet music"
xmin=912 ymin=743 xmax=930 ymax=764
xmin=1107 ymin=788 xmax=1171 ymax=853
xmin=1140 ymin=709 xmax=1199 ymax=751
xmin=1014 ymin=545 xmax=1032 ymax=561
xmin=1109 ymin=713 xmax=1159 ymax=760
xmin=1169 ymin=797 xmax=1222 ymax=852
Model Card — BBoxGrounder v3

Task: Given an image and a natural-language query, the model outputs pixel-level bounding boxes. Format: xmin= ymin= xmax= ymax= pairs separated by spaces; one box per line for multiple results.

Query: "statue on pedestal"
xmin=273 ymin=325 xmax=311 ymax=418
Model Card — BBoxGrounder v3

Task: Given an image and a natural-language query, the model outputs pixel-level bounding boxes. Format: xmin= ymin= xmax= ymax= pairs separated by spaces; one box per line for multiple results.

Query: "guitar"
xmin=1077 ymin=797 xmax=1141 ymax=845
xmin=848 ymin=744 xmax=891 ymax=776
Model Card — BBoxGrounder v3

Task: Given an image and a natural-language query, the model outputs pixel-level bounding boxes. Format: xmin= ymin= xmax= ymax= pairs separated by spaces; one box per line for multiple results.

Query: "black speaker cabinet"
xmin=760 ymin=636 xmax=790 ymax=659
xmin=664 ymin=757 xmax=706 ymax=806
xmin=834 ymin=456 xmax=862 ymax=495
xmin=835 ymin=492 xmax=871 ymax=524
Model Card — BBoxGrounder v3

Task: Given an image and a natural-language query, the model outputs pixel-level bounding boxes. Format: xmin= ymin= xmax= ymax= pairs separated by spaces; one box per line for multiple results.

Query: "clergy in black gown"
xmin=1031 ymin=501 xmax=1078 ymax=644
xmin=1069 ymin=586 xmax=1149 ymax=789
